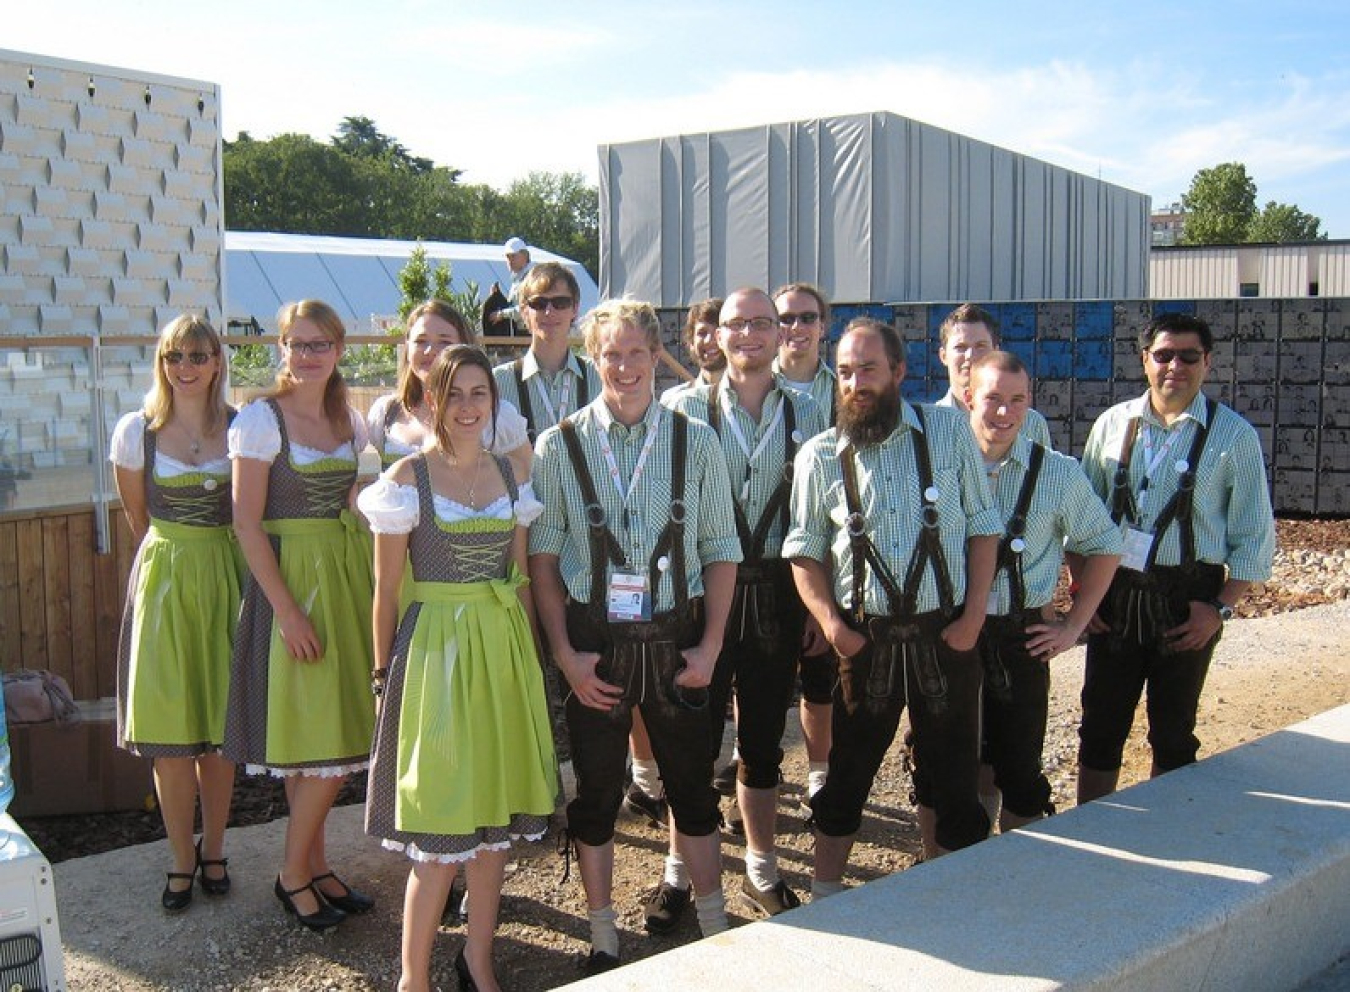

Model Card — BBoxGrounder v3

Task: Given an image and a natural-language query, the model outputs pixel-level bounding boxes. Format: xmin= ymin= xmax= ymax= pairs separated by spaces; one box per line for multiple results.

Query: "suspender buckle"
xmin=846 ymin=511 xmax=868 ymax=538
xmin=668 ymin=499 xmax=688 ymax=525
xmin=920 ymin=505 xmax=940 ymax=530
xmin=584 ymin=502 xmax=607 ymax=530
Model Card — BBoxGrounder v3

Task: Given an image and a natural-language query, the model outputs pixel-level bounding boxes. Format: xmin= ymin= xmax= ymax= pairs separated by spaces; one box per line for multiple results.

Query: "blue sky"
xmin=8 ymin=0 xmax=1350 ymax=235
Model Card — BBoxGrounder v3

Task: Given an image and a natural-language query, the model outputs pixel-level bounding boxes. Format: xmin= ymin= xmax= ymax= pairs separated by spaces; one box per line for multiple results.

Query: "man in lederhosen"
xmin=667 ymin=287 xmax=827 ymax=919
xmin=530 ymin=299 xmax=741 ymax=974
xmin=963 ymin=351 xmax=1120 ymax=832
xmin=1076 ymin=312 xmax=1274 ymax=802
xmin=785 ymin=316 xmax=1001 ymax=891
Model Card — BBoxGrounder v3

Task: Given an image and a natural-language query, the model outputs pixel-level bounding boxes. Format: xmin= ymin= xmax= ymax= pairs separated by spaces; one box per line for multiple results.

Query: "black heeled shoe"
xmin=274 ymin=876 xmax=346 ymax=932
xmin=453 ymin=948 xmax=478 ymax=992
xmin=195 ymin=839 xmax=231 ymax=896
xmin=162 ymin=871 xmax=195 ymax=912
xmin=311 ymin=871 xmax=375 ymax=914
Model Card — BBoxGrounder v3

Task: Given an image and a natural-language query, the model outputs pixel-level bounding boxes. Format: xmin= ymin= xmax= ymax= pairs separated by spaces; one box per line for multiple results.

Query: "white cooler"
xmin=0 ymin=813 xmax=65 ymax=991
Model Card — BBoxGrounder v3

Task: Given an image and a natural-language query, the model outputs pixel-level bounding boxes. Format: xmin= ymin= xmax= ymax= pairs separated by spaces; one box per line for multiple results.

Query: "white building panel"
xmin=1260 ymin=246 xmax=1309 ymax=297
xmin=1318 ymin=245 xmax=1350 ymax=296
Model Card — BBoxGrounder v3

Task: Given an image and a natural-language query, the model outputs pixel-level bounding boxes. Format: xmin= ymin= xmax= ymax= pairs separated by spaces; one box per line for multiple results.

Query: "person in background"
xmin=1076 ymin=312 xmax=1274 ymax=804
xmin=223 ymin=300 xmax=376 ymax=933
xmin=492 ymin=263 xmax=601 ymax=445
xmin=786 ymin=317 xmax=1000 ymax=884
xmin=530 ymin=299 xmax=740 ymax=975
xmin=367 ymin=300 xmax=532 ymax=478
xmin=485 ymin=237 xmax=534 ymax=333
xmin=771 ymin=282 xmax=838 ymax=811
xmin=363 ymin=345 xmax=557 ymax=992
xmin=111 ymin=314 xmax=242 ymax=912
xmin=963 ymin=351 xmax=1120 ymax=833
xmin=935 ymin=303 xmax=1052 ymax=447
xmin=659 ymin=297 xmax=726 ymax=405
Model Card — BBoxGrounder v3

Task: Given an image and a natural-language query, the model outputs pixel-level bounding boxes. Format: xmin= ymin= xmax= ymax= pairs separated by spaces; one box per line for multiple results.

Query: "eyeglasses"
xmin=283 ymin=339 xmax=335 ymax=356
xmin=162 ymin=350 xmax=215 ymax=366
xmin=721 ymin=317 xmax=777 ymax=334
xmin=778 ymin=311 xmax=821 ymax=327
xmin=1147 ymin=347 xmax=1205 ymax=366
xmin=525 ymin=295 xmax=575 ymax=313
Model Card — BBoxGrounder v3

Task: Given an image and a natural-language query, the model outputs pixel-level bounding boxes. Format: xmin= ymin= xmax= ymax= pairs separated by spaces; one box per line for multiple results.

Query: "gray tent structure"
xmin=224 ymin=232 xmax=599 ymax=333
xmin=598 ymin=111 xmax=1149 ymax=307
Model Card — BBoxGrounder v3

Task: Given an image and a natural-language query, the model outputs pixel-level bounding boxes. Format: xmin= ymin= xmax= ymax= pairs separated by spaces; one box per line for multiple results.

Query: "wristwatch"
xmin=1207 ymin=599 xmax=1234 ymax=622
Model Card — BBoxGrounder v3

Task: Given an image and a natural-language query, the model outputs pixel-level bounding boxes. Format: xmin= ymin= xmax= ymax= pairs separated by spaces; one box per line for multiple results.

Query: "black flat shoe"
xmin=312 ymin=871 xmax=375 ymax=914
xmin=274 ymin=876 xmax=345 ymax=932
xmin=162 ymin=871 xmax=194 ymax=912
xmin=453 ymin=948 xmax=478 ymax=992
xmin=196 ymin=839 xmax=231 ymax=896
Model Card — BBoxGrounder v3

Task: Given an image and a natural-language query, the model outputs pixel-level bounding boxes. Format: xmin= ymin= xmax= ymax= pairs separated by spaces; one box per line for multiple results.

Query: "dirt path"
xmin=52 ymin=598 xmax=1350 ymax=992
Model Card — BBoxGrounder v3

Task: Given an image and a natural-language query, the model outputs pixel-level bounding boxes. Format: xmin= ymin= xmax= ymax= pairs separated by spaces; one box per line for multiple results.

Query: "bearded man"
xmin=784 ymin=317 xmax=1003 ymax=894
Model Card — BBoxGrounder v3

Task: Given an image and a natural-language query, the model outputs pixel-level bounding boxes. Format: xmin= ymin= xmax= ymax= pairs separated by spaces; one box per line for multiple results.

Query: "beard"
xmin=838 ymin=386 xmax=901 ymax=447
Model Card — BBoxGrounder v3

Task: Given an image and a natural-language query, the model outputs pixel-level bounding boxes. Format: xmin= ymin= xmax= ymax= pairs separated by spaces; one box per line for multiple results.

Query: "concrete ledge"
xmin=564 ymin=704 xmax=1350 ymax=990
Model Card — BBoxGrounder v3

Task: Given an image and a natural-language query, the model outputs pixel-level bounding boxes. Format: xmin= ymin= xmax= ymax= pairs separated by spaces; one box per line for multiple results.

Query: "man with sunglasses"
xmin=935 ymin=304 xmax=1051 ymax=447
xmin=666 ymin=288 xmax=827 ymax=920
xmin=1075 ymin=312 xmax=1274 ymax=803
xmin=530 ymin=299 xmax=740 ymax=974
xmin=786 ymin=317 xmax=1002 ymax=892
xmin=771 ymin=283 xmax=840 ymax=813
xmin=492 ymin=262 xmax=602 ymax=444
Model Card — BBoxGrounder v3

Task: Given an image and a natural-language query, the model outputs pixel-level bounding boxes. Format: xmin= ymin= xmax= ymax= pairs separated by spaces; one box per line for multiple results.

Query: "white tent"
xmin=225 ymin=231 xmax=599 ymax=333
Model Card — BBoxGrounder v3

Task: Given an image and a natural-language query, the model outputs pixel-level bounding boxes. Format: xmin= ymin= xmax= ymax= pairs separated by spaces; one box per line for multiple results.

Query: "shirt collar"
xmin=1132 ymin=390 xmax=1210 ymax=429
xmin=592 ymin=393 xmax=660 ymax=435
xmin=521 ymin=347 xmax=583 ymax=382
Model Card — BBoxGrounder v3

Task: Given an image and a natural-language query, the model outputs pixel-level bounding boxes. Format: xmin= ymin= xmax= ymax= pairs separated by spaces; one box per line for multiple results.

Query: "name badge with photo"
xmin=1121 ymin=527 xmax=1154 ymax=573
xmin=607 ymin=571 xmax=652 ymax=623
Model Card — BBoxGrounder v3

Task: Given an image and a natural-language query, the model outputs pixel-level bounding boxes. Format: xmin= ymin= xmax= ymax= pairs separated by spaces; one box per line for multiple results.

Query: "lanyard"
xmin=1137 ymin=423 xmax=1185 ymax=513
xmin=595 ymin=407 xmax=663 ymax=548
xmin=720 ymin=389 xmax=786 ymax=502
xmin=533 ymin=368 xmax=575 ymax=426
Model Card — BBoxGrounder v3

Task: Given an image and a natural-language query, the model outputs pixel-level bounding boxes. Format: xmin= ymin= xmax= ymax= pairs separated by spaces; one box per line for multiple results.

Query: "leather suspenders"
xmin=515 ymin=357 xmax=591 ymax=442
xmin=996 ymin=442 xmax=1046 ymax=615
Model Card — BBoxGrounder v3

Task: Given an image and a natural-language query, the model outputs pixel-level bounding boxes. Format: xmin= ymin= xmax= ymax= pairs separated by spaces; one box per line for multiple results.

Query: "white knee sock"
xmin=588 ymin=904 xmax=619 ymax=958
xmin=811 ymin=878 xmax=845 ymax=900
xmin=694 ymin=888 xmax=728 ymax=936
xmin=744 ymin=848 xmax=779 ymax=891
xmin=632 ymin=759 xmax=661 ymax=799
xmin=663 ymin=853 xmax=690 ymax=889
xmin=807 ymin=763 xmax=829 ymax=797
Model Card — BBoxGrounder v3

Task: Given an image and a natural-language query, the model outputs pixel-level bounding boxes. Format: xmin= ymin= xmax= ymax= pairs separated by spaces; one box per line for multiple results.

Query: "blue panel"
xmin=1006 ymin=339 xmax=1036 ymax=369
xmin=905 ymin=340 xmax=930 ymax=378
xmin=998 ymin=303 xmax=1037 ymax=341
xmin=927 ymin=305 xmax=948 ymax=344
xmin=1152 ymin=300 xmax=1196 ymax=316
xmin=1074 ymin=301 xmax=1114 ymax=339
xmin=829 ymin=303 xmax=891 ymax=344
xmin=1073 ymin=339 xmax=1112 ymax=381
xmin=1037 ymin=340 xmax=1073 ymax=379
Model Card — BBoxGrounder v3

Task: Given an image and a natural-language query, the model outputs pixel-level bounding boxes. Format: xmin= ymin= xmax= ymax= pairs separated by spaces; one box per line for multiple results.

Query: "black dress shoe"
xmin=274 ymin=876 xmax=346 ymax=932
xmin=580 ymin=950 xmax=621 ymax=976
xmin=195 ymin=839 xmax=231 ymax=896
xmin=162 ymin=871 xmax=194 ymax=912
xmin=311 ymin=871 xmax=375 ymax=914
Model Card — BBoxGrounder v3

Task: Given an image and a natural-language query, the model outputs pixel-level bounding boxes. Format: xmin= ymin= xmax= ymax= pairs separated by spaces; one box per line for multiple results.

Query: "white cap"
xmin=504 ymin=237 xmax=527 ymax=254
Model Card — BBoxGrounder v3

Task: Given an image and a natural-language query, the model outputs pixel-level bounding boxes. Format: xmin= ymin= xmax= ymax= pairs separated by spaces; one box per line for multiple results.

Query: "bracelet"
xmin=371 ymin=667 xmax=389 ymax=697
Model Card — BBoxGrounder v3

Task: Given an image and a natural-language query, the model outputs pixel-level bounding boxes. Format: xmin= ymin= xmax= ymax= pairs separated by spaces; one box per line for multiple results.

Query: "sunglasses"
xmin=721 ymin=317 xmax=777 ymax=334
xmin=162 ymin=350 xmax=215 ymax=366
xmin=525 ymin=295 xmax=575 ymax=313
xmin=778 ymin=311 xmax=821 ymax=327
xmin=1147 ymin=347 xmax=1205 ymax=366
xmin=283 ymin=339 xmax=335 ymax=356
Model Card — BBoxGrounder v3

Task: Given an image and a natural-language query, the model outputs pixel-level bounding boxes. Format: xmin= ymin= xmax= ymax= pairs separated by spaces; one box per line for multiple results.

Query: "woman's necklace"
xmin=180 ymin=420 xmax=204 ymax=458
xmin=455 ymin=446 xmax=486 ymax=510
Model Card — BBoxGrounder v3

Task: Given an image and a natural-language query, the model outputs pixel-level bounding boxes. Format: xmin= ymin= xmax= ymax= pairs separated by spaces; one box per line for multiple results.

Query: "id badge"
xmin=1121 ymin=527 xmax=1154 ymax=572
xmin=607 ymin=571 xmax=651 ymax=623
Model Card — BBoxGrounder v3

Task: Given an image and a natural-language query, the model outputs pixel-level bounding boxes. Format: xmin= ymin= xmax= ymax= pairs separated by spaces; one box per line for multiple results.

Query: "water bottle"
xmin=0 ymin=684 xmax=13 ymax=814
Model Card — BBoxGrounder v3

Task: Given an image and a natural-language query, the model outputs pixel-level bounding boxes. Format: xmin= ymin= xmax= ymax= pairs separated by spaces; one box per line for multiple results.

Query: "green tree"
xmin=396 ymin=242 xmax=482 ymax=332
xmin=1247 ymin=201 xmax=1325 ymax=243
xmin=1180 ymin=162 xmax=1257 ymax=245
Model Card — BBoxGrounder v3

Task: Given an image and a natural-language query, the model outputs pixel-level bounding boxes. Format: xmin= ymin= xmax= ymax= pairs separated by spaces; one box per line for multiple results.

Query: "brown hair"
xmin=271 ymin=300 xmax=353 ymax=442
xmin=424 ymin=345 xmax=498 ymax=456
xmin=145 ymin=314 xmax=228 ymax=433
xmin=519 ymin=262 xmax=581 ymax=309
xmin=939 ymin=303 xmax=999 ymax=347
xmin=771 ymin=282 xmax=831 ymax=326
xmin=840 ymin=316 xmax=906 ymax=370
xmin=396 ymin=301 xmax=473 ymax=412
xmin=682 ymin=297 xmax=723 ymax=350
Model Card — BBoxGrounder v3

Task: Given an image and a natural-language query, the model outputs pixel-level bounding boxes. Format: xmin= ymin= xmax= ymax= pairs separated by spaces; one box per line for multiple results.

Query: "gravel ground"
xmin=36 ymin=519 xmax=1350 ymax=991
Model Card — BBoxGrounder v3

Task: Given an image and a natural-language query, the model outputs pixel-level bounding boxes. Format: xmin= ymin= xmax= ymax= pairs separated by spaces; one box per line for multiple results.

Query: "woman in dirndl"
xmin=361 ymin=345 xmax=557 ymax=992
xmin=112 ymin=314 xmax=242 ymax=912
xmin=223 ymin=299 xmax=376 ymax=932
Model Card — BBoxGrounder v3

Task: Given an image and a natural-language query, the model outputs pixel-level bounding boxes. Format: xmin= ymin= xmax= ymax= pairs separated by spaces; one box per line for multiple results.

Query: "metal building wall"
xmin=1261 ymin=246 xmax=1310 ymax=297
xmin=1150 ymin=248 xmax=1240 ymax=299
xmin=599 ymin=111 xmax=1149 ymax=307
xmin=1320 ymin=246 xmax=1350 ymax=296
